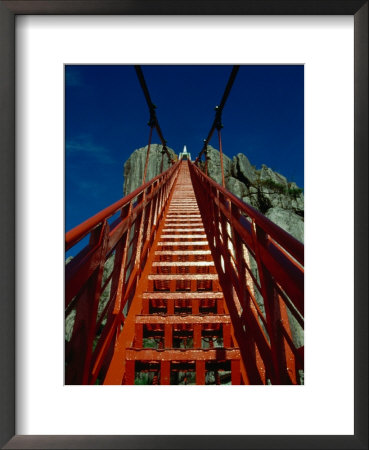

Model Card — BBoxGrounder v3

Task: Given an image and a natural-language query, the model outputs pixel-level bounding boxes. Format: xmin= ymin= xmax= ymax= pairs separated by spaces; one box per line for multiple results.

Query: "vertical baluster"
xmin=67 ymin=221 xmax=109 ymax=385
xmin=125 ymin=360 xmax=135 ymax=385
xmin=134 ymin=192 xmax=147 ymax=274
xmin=229 ymin=205 xmax=261 ymax=383
xmin=251 ymin=222 xmax=287 ymax=384
xmin=113 ymin=203 xmax=133 ymax=314
xmin=161 ymin=361 xmax=170 ymax=385
xmin=164 ymin=324 xmax=172 ymax=348
xmin=196 ymin=360 xmax=205 ymax=385
xmin=134 ymin=323 xmax=143 ymax=348
xmin=217 ymin=128 xmax=226 ymax=188
xmin=231 ymin=360 xmax=241 ymax=385
xmin=278 ymin=296 xmax=298 ymax=384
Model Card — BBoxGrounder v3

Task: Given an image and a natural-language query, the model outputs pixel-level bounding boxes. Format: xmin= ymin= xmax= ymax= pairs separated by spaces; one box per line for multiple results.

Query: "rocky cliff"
xmin=123 ymin=144 xmax=176 ymax=196
xmin=199 ymin=145 xmax=304 ymax=243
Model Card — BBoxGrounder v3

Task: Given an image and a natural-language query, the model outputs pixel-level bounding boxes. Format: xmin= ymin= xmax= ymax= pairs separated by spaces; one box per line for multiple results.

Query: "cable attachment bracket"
xmin=147 ymin=105 xmax=157 ymax=128
xmin=214 ymin=105 xmax=223 ymax=131
xmin=203 ymin=140 xmax=209 ymax=159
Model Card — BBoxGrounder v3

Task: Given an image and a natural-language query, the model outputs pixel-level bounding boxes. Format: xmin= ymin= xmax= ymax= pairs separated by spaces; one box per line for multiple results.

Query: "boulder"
xmin=260 ymin=164 xmax=288 ymax=188
xmin=265 ymin=207 xmax=304 ymax=243
xmin=226 ymin=176 xmax=248 ymax=199
xmin=205 ymin=145 xmax=232 ymax=186
xmin=232 ymin=153 xmax=258 ymax=185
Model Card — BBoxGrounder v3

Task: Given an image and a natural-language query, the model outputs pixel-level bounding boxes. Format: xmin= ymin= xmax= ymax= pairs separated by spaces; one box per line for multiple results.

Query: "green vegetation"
xmin=259 ymin=178 xmax=287 ymax=194
xmin=288 ymin=187 xmax=304 ymax=199
xmin=258 ymin=179 xmax=303 ymax=199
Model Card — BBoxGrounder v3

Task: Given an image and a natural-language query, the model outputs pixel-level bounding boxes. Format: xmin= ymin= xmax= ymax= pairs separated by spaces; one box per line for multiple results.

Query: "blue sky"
xmin=66 ymin=65 xmax=304 ymax=235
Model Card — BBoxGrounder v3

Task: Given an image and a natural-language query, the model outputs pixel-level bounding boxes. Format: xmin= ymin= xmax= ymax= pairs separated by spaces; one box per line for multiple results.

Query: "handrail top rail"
xmin=66 ymin=160 xmax=181 ymax=250
xmin=190 ymin=162 xmax=304 ymax=265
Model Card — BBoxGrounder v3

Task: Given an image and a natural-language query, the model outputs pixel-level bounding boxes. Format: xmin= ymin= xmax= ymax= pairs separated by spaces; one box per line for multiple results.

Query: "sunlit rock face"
xmin=204 ymin=146 xmax=304 ymax=243
xmin=266 ymin=207 xmax=304 ymax=244
xmin=123 ymin=144 xmax=176 ymax=196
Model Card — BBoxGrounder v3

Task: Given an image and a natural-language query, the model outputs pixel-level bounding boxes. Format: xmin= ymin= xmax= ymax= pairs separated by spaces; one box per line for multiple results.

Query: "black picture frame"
xmin=0 ymin=1 xmax=367 ymax=449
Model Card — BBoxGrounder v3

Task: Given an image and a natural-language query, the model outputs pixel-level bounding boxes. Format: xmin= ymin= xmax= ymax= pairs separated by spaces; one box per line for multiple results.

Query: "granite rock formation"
xmin=123 ymin=144 xmax=176 ymax=196
xmin=203 ymin=146 xmax=304 ymax=243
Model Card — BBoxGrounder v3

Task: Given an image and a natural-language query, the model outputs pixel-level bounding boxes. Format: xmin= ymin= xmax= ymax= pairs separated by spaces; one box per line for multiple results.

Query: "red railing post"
xmin=160 ymin=147 xmax=165 ymax=173
xmin=228 ymin=203 xmax=265 ymax=382
xmin=277 ymin=296 xmax=298 ymax=384
xmin=134 ymin=193 xmax=147 ymax=273
xmin=65 ymin=220 xmax=110 ymax=384
xmin=204 ymin=146 xmax=209 ymax=176
xmin=251 ymin=221 xmax=296 ymax=384
xmin=217 ymin=128 xmax=226 ymax=188
xmin=113 ymin=203 xmax=134 ymax=314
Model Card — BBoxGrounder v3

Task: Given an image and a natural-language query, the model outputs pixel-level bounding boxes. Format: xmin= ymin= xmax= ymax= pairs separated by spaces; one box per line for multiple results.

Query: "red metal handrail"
xmin=65 ymin=161 xmax=180 ymax=384
xmin=189 ymin=161 xmax=304 ymax=384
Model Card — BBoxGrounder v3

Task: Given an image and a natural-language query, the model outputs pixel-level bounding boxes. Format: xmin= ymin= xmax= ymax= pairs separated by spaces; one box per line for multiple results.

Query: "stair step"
xmin=153 ymin=261 xmax=214 ymax=267
xmin=164 ymin=222 xmax=203 ymax=226
xmin=135 ymin=314 xmax=231 ymax=324
xmin=158 ymin=241 xmax=208 ymax=246
xmin=163 ymin=228 xmax=205 ymax=232
xmin=126 ymin=348 xmax=240 ymax=361
xmin=142 ymin=292 xmax=223 ymax=299
xmin=166 ymin=215 xmax=201 ymax=218
xmin=160 ymin=234 xmax=206 ymax=239
xmin=155 ymin=250 xmax=211 ymax=255
xmin=148 ymin=274 xmax=218 ymax=281
xmin=165 ymin=218 xmax=201 ymax=221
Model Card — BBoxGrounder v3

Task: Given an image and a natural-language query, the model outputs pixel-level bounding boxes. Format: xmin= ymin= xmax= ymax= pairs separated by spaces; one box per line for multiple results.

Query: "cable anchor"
xmin=214 ymin=105 xmax=223 ymax=131
xmin=147 ymin=105 xmax=157 ymax=128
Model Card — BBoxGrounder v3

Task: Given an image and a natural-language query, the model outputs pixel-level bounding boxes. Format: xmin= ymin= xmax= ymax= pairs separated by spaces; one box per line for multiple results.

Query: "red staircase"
xmin=105 ymin=162 xmax=242 ymax=384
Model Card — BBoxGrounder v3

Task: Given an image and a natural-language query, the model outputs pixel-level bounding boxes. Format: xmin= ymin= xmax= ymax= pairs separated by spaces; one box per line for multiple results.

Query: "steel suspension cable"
xmin=142 ymin=125 xmax=154 ymax=185
xmin=134 ymin=65 xmax=174 ymax=184
xmin=194 ymin=65 xmax=240 ymax=186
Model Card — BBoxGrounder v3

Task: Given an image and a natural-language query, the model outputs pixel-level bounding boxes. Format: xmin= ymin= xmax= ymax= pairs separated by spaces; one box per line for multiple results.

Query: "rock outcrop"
xmin=123 ymin=144 xmax=176 ymax=196
xmin=203 ymin=146 xmax=304 ymax=243
xmin=266 ymin=207 xmax=304 ymax=244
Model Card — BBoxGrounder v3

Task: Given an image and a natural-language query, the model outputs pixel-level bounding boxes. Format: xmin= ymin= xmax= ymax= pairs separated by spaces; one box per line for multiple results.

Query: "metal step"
xmin=157 ymin=241 xmax=209 ymax=246
xmin=153 ymin=261 xmax=214 ymax=267
xmin=155 ymin=250 xmax=211 ymax=255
